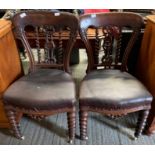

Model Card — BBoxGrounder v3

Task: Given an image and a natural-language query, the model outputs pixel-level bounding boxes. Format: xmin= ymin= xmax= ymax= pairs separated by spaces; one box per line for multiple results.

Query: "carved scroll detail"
xmin=101 ymin=27 xmax=113 ymax=68
xmin=44 ymin=25 xmax=56 ymax=63
xmin=93 ymin=26 xmax=121 ymax=69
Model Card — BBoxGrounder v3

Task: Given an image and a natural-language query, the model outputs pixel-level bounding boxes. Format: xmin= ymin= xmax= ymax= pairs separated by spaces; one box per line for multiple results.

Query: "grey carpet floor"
xmin=0 ymin=50 xmax=155 ymax=145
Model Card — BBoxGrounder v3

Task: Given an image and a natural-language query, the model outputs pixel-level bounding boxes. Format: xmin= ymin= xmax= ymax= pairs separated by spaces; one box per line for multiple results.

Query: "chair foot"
xmin=68 ymin=138 xmax=74 ymax=144
xmin=21 ymin=136 xmax=25 ymax=140
xmin=80 ymin=136 xmax=88 ymax=141
xmin=11 ymin=125 xmax=24 ymax=140
xmin=17 ymin=136 xmax=25 ymax=140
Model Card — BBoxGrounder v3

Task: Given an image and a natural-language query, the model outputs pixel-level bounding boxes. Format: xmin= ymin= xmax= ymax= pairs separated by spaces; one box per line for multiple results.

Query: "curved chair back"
xmin=13 ymin=11 xmax=79 ymax=73
xmin=79 ymin=12 xmax=144 ymax=72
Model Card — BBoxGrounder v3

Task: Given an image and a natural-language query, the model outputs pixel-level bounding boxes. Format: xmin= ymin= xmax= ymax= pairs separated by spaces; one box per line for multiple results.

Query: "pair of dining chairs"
xmin=2 ymin=11 xmax=152 ymax=144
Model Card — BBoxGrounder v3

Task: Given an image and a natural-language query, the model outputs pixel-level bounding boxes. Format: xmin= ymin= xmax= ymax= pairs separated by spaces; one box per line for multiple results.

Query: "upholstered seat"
xmin=80 ymin=69 xmax=152 ymax=109
xmin=3 ymin=69 xmax=76 ymax=110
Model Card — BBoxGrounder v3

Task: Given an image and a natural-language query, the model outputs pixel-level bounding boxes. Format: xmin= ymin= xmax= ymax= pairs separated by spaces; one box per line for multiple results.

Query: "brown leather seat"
xmin=2 ymin=11 xmax=79 ymax=143
xmin=79 ymin=12 xmax=153 ymax=140
xmin=3 ymin=69 xmax=76 ymax=110
xmin=80 ymin=69 xmax=152 ymax=109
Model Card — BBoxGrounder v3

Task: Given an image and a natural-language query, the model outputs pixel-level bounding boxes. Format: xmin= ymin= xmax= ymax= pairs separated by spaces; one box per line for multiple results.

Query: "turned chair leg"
xmin=79 ymin=110 xmax=88 ymax=140
xmin=134 ymin=109 xmax=149 ymax=139
xmin=67 ymin=107 xmax=76 ymax=144
xmin=5 ymin=108 xmax=24 ymax=140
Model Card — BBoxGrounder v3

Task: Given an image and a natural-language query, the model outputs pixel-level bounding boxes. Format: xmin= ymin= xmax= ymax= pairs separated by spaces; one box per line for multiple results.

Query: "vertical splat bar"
xmin=115 ymin=27 xmax=122 ymax=65
xmin=50 ymin=27 xmax=56 ymax=63
xmin=94 ymin=28 xmax=100 ymax=65
xmin=58 ymin=29 xmax=63 ymax=64
xmin=44 ymin=26 xmax=49 ymax=63
xmin=35 ymin=26 xmax=41 ymax=63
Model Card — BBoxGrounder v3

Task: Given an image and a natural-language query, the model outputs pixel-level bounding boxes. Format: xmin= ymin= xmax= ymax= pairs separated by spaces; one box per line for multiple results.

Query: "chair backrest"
xmin=79 ymin=12 xmax=144 ymax=72
xmin=12 ymin=10 xmax=79 ymax=73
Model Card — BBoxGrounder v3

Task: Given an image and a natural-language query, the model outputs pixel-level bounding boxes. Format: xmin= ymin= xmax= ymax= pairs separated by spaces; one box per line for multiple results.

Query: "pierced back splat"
xmin=79 ymin=12 xmax=144 ymax=72
xmin=13 ymin=11 xmax=79 ymax=73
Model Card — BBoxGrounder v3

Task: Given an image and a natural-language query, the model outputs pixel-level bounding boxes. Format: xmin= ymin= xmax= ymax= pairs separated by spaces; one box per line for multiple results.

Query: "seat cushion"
xmin=79 ymin=69 xmax=152 ymax=110
xmin=3 ymin=69 xmax=76 ymax=110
